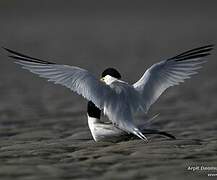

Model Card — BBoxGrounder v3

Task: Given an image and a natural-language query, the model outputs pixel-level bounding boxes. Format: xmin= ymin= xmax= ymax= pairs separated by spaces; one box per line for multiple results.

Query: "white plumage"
xmin=3 ymin=45 xmax=213 ymax=141
xmin=133 ymin=55 xmax=207 ymax=112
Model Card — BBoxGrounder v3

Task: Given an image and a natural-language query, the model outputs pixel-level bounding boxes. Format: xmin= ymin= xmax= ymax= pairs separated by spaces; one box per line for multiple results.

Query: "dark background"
xmin=0 ymin=1 xmax=217 ymax=180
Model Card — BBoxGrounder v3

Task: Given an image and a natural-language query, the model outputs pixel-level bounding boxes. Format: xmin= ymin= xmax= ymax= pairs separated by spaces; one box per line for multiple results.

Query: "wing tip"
xmin=174 ymin=53 xmax=211 ymax=62
xmin=3 ymin=46 xmax=56 ymax=65
xmin=168 ymin=44 xmax=214 ymax=62
xmin=2 ymin=46 xmax=8 ymax=51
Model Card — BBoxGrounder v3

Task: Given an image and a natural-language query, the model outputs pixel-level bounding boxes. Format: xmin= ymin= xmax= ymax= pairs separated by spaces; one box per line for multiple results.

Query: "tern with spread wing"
xmin=3 ymin=45 xmax=213 ymax=142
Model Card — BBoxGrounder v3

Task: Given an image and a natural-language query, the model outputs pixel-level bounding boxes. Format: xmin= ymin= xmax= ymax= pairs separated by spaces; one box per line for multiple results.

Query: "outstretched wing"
xmin=133 ymin=45 xmax=214 ymax=112
xmin=3 ymin=47 xmax=110 ymax=109
xmin=4 ymin=48 xmax=148 ymax=141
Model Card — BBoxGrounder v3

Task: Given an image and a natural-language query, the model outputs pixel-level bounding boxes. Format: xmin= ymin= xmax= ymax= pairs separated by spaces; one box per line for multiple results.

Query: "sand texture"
xmin=0 ymin=1 xmax=217 ymax=179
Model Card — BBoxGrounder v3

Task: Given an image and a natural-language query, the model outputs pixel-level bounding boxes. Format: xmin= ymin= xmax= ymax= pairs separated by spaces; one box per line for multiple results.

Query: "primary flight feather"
xmin=3 ymin=45 xmax=213 ymax=141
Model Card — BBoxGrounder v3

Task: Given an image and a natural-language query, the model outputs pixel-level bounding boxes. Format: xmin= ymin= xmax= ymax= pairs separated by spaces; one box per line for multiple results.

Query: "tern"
xmin=3 ymin=45 xmax=213 ymax=142
xmin=87 ymin=100 xmax=175 ymax=142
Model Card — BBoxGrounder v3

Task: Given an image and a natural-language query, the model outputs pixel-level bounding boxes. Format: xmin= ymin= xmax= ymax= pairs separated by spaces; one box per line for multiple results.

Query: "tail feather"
xmin=133 ymin=128 xmax=148 ymax=141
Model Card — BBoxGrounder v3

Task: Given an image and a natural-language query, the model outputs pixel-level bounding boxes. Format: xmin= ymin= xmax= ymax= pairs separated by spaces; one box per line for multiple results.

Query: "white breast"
xmin=87 ymin=115 xmax=129 ymax=142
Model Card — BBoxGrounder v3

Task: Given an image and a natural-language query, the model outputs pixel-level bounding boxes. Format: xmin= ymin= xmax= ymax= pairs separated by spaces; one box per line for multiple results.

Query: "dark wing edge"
xmin=3 ymin=47 xmax=111 ymax=110
xmin=2 ymin=47 xmax=55 ymax=64
xmin=133 ymin=44 xmax=214 ymax=112
xmin=167 ymin=44 xmax=214 ymax=62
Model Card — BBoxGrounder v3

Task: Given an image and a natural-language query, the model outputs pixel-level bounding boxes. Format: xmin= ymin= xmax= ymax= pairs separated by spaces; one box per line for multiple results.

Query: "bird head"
xmin=100 ymin=68 xmax=121 ymax=85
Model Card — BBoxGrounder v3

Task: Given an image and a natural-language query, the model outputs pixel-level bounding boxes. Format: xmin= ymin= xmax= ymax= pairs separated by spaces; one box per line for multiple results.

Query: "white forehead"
xmin=103 ymin=75 xmax=117 ymax=85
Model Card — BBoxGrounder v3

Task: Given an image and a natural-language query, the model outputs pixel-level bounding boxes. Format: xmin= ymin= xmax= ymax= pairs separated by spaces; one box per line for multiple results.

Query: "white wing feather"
xmin=133 ymin=45 xmax=213 ymax=112
xmin=20 ymin=63 xmax=110 ymax=109
xmin=4 ymin=48 xmax=110 ymax=110
xmin=4 ymin=48 xmax=147 ymax=140
xmin=102 ymin=81 xmax=147 ymax=140
xmin=5 ymin=45 xmax=212 ymax=141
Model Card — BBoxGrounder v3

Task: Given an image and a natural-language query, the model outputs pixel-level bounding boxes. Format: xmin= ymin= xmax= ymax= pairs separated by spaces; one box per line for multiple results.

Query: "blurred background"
xmin=0 ymin=1 xmax=217 ymax=180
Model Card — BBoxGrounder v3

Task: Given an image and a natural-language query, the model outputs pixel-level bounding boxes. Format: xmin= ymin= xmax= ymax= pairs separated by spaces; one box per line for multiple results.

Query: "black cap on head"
xmin=101 ymin=67 xmax=121 ymax=79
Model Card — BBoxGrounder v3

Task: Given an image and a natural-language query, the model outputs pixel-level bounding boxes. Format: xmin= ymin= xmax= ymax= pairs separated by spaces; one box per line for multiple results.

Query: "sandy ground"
xmin=0 ymin=1 xmax=217 ymax=179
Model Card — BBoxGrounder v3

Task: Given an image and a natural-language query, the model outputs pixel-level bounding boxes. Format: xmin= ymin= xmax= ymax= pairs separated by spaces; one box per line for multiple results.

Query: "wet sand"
xmin=0 ymin=1 xmax=217 ymax=179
